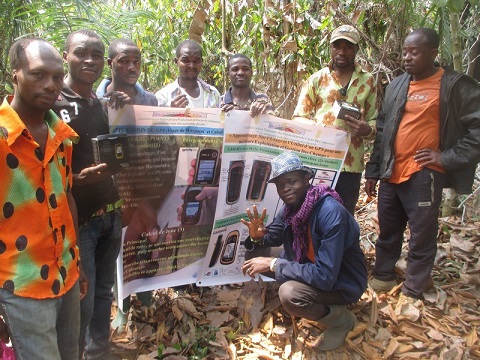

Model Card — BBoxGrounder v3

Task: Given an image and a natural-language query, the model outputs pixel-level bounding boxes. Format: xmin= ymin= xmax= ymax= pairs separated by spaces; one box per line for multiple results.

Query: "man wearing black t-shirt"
xmin=53 ymin=29 xmax=123 ymax=360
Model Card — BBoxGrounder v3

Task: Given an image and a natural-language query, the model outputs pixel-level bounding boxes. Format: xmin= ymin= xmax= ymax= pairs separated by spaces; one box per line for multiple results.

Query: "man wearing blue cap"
xmin=241 ymin=151 xmax=367 ymax=351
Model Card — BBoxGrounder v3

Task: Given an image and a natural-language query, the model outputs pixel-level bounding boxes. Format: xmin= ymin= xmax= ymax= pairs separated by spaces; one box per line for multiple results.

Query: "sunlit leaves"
xmin=1 ymin=0 xmax=478 ymax=106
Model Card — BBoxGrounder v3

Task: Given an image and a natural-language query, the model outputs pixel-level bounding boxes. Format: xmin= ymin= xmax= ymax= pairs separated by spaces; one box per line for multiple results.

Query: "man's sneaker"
xmin=369 ymin=278 xmax=397 ymax=292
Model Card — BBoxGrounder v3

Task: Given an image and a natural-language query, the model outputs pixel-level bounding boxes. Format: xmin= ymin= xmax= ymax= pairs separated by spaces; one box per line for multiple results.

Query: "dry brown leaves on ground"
xmin=111 ymin=195 xmax=480 ymax=360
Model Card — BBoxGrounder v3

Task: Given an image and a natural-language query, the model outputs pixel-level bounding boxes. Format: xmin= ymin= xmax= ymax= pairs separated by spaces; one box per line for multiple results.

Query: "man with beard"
xmin=0 ymin=37 xmax=84 ymax=360
xmin=292 ymin=25 xmax=378 ymax=215
xmin=53 ymin=30 xmax=123 ymax=360
xmin=221 ymin=53 xmax=275 ymax=117
xmin=155 ymin=39 xmax=220 ymax=108
xmin=241 ymin=151 xmax=367 ymax=351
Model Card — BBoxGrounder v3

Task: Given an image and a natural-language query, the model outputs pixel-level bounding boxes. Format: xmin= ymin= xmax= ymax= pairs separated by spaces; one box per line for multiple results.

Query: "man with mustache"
xmin=53 ymin=30 xmax=123 ymax=360
xmin=0 ymin=37 xmax=84 ymax=360
xmin=292 ymin=25 xmax=378 ymax=215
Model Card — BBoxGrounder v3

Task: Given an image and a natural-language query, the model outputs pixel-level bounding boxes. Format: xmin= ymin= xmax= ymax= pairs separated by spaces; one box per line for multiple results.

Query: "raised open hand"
xmin=240 ymin=204 xmax=267 ymax=239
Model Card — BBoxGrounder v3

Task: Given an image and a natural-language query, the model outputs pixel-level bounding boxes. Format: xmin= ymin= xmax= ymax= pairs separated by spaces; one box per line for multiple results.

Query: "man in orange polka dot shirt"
xmin=0 ymin=38 xmax=86 ymax=360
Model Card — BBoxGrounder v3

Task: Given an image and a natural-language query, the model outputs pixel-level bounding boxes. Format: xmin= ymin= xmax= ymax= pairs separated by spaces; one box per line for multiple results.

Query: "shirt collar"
xmin=1 ymin=96 xmax=78 ymax=147
xmin=59 ymin=83 xmax=99 ymax=104
xmin=97 ymin=78 xmax=146 ymax=98
xmin=327 ymin=60 xmax=367 ymax=74
xmin=223 ymin=87 xmax=258 ymax=104
xmin=0 ymin=96 xmax=26 ymax=146
xmin=175 ymin=77 xmax=213 ymax=93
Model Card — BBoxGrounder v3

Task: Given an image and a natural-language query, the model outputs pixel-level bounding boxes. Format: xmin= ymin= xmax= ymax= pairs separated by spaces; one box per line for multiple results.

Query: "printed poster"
xmin=109 ymin=106 xmax=349 ymax=301
xmin=196 ymin=110 xmax=350 ymax=286
xmin=109 ymin=105 xmax=224 ymax=303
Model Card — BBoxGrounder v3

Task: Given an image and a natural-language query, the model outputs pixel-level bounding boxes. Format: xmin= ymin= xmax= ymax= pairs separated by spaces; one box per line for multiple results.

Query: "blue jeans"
xmin=0 ymin=281 xmax=80 ymax=360
xmin=79 ymin=209 xmax=122 ymax=359
xmin=374 ymin=168 xmax=447 ymax=298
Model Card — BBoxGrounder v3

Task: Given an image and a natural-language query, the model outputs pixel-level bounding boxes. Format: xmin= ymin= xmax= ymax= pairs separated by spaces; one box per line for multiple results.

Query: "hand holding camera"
xmin=333 ymin=101 xmax=372 ymax=137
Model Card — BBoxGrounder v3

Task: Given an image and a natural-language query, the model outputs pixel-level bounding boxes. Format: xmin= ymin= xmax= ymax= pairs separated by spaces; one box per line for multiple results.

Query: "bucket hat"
xmin=268 ymin=151 xmax=314 ymax=183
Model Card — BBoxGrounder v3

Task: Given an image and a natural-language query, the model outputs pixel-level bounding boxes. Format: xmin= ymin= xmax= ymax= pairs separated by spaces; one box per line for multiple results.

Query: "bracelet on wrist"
xmin=362 ymin=125 xmax=374 ymax=138
xmin=251 ymin=236 xmax=263 ymax=243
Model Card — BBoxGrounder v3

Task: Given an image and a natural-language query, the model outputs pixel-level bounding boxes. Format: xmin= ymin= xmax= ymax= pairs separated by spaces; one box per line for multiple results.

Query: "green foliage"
xmin=225 ymin=320 xmax=244 ymax=340
xmin=1 ymin=0 xmax=479 ymax=111
xmin=0 ymin=0 xmax=116 ymax=95
xmin=157 ymin=342 xmax=165 ymax=358
xmin=157 ymin=325 xmax=219 ymax=359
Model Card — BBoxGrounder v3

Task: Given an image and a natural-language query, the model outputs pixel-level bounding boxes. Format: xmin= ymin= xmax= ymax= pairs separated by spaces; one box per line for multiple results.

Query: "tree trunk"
xmin=221 ymin=0 xmax=228 ymax=91
xmin=467 ymin=35 xmax=480 ymax=81
xmin=449 ymin=12 xmax=463 ymax=72
xmin=441 ymin=12 xmax=463 ymax=216
xmin=281 ymin=0 xmax=297 ymax=118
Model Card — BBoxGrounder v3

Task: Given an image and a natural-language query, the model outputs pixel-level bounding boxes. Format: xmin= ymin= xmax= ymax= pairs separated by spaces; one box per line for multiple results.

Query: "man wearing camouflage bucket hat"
xmin=292 ymin=24 xmax=378 ymax=215
xmin=241 ymin=151 xmax=367 ymax=350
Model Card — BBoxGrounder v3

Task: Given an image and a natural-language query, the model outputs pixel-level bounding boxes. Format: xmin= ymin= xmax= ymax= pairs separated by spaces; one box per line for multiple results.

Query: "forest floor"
xmin=109 ymin=187 xmax=480 ymax=360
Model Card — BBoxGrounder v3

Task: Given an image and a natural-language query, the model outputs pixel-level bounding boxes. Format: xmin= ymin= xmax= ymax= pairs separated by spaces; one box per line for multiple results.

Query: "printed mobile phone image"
xmin=194 ymin=148 xmax=219 ymax=185
xmin=246 ymin=160 xmax=271 ymax=202
xmin=226 ymin=161 xmax=244 ymax=205
xmin=208 ymin=234 xmax=223 ymax=268
xmin=181 ymin=186 xmax=203 ymax=225
xmin=220 ymin=230 xmax=239 ymax=265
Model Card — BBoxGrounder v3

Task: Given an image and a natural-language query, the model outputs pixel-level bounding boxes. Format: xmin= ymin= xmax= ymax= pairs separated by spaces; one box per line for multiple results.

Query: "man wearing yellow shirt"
xmin=292 ymin=25 xmax=378 ymax=214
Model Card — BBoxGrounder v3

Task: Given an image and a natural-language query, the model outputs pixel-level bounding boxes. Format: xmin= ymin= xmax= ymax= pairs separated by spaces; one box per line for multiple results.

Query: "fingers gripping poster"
xmin=108 ymin=106 xmax=349 ymax=302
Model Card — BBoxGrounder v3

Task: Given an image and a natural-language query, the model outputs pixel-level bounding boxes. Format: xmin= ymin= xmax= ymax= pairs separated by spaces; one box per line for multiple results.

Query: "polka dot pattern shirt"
xmin=0 ymin=97 xmax=80 ymax=299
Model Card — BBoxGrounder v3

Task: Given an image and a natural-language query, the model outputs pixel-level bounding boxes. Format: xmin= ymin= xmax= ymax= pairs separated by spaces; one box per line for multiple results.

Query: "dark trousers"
xmin=373 ymin=168 xmax=446 ymax=298
xmin=246 ymin=248 xmax=347 ymax=320
xmin=278 ymin=280 xmax=348 ymax=321
xmin=334 ymin=172 xmax=362 ymax=215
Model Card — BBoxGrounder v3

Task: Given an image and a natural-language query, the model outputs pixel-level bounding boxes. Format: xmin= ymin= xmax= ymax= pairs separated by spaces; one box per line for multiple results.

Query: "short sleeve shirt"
xmin=96 ymin=78 xmax=158 ymax=106
xmin=292 ymin=62 xmax=378 ymax=173
xmin=221 ymin=87 xmax=275 ymax=113
xmin=0 ymin=96 xmax=79 ymax=299
xmin=53 ymin=85 xmax=119 ymax=223
xmin=155 ymin=78 xmax=221 ymax=108
xmin=389 ymin=68 xmax=445 ymax=183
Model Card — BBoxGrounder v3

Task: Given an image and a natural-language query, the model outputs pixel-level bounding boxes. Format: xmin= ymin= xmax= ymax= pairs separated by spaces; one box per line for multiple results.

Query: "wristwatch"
xmin=270 ymin=258 xmax=278 ymax=272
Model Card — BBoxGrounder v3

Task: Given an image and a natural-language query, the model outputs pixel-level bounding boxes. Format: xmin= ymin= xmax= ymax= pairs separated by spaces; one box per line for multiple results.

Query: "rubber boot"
xmin=112 ymin=280 xmax=129 ymax=332
xmin=316 ymin=305 xmax=356 ymax=351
